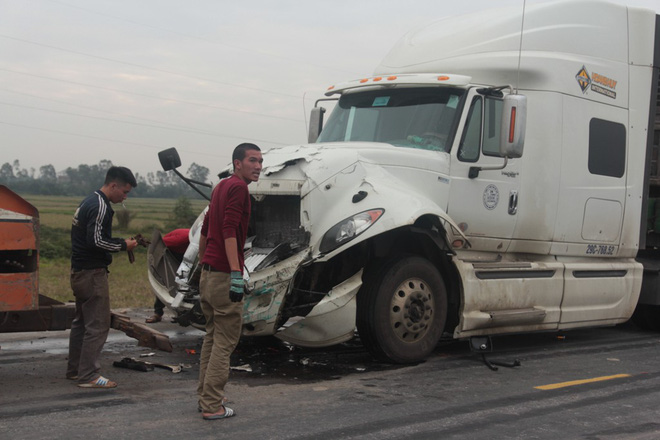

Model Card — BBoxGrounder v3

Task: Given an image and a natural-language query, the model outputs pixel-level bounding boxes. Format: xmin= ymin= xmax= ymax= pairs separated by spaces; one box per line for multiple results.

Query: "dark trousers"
xmin=66 ymin=268 xmax=111 ymax=382
xmin=154 ymin=297 xmax=165 ymax=316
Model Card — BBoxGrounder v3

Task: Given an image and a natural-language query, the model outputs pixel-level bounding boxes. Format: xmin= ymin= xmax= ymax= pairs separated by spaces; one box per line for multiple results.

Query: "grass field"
xmin=24 ymin=195 xmax=207 ymax=231
xmin=22 ymin=195 xmax=208 ymax=309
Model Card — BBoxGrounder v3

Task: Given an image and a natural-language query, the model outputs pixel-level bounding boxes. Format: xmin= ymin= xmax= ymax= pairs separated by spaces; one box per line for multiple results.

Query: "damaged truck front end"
xmin=147 ymin=146 xmax=383 ymax=350
xmin=148 ymin=79 xmax=477 ymax=363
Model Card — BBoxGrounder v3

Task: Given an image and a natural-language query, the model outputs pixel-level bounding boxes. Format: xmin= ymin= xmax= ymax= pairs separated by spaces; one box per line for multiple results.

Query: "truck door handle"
xmin=508 ymin=190 xmax=518 ymax=215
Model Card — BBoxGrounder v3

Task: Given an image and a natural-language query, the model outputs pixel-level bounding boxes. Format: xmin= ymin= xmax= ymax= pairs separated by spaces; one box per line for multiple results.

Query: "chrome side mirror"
xmin=499 ymin=94 xmax=527 ymax=158
xmin=307 ymin=107 xmax=326 ymax=143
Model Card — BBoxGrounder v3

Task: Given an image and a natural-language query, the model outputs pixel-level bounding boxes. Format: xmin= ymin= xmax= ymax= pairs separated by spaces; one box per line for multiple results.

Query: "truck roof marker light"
xmin=387 ymin=76 xmax=397 ymax=81
xmin=327 ymin=85 xmax=335 ymax=91
xmin=373 ymin=77 xmax=383 ymax=82
xmin=509 ymin=107 xmax=517 ymax=143
xmin=360 ymin=78 xmax=369 ymax=83
xmin=438 ymin=76 xmax=450 ymax=81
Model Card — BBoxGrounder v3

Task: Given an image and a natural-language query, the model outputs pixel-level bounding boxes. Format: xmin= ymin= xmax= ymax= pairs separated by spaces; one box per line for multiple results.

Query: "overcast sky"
xmin=1 ymin=0 xmax=659 ymax=181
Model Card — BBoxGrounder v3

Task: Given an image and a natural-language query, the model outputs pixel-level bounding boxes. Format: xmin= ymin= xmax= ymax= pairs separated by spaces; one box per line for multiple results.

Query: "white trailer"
xmin=148 ymin=0 xmax=660 ymax=363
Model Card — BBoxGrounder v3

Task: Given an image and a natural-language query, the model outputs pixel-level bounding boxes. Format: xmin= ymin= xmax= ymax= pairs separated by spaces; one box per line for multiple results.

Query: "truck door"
xmin=447 ymin=91 xmax=521 ymax=252
xmin=555 ymin=96 xmax=638 ymax=325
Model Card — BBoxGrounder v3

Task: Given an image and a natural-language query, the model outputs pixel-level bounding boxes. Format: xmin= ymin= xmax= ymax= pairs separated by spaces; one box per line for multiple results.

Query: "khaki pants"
xmin=66 ymin=268 xmax=111 ymax=382
xmin=197 ymin=270 xmax=243 ymax=413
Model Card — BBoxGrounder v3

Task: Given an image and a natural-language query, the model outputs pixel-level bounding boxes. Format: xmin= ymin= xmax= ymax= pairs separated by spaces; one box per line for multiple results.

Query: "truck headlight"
xmin=320 ymin=209 xmax=384 ymax=254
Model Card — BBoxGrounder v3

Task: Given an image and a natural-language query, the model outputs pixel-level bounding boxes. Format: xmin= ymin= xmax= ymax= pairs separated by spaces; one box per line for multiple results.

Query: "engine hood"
xmin=250 ymin=142 xmax=450 ymax=196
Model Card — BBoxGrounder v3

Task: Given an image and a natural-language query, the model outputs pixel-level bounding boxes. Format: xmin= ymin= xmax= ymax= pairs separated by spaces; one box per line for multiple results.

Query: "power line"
xmin=0 ymin=33 xmax=302 ymax=100
xmin=1 ymin=87 xmax=309 ymax=142
xmin=0 ymin=119 xmax=289 ymax=154
xmin=0 ymin=67 xmax=302 ymax=122
xmin=0 ymin=87 xmax=200 ymax=129
xmin=0 ymin=119 xmax=186 ymax=152
xmin=0 ymin=100 xmax=293 ymax=142
xmin=45 ymin=0 xmax=360 ymax=77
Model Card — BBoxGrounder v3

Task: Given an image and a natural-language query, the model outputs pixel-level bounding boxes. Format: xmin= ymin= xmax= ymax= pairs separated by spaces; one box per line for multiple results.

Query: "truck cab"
xmin=148 ymin=0 xmax=660 ymax=363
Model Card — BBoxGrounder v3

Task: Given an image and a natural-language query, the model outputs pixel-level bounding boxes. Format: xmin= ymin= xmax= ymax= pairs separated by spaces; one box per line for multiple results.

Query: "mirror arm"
xmin=468 ymin=157 xmax=508 ymax=179
xmin=171 ymin=168 xmax=212 ymax=201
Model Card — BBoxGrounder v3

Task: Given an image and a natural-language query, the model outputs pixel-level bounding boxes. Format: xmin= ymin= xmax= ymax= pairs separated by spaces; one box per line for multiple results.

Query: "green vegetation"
xmin=165 ymin=196 xmax=199 ymax=231
xmin=1 ymin=159 xmax=213 ymax=199
xmin=23 ymin=195 xmax=207 ymax=309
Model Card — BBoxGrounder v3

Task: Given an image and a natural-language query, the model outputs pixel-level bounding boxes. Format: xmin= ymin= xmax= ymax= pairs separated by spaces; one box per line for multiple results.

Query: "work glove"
xmin=230 ymin=271 xmax=244 ymax=302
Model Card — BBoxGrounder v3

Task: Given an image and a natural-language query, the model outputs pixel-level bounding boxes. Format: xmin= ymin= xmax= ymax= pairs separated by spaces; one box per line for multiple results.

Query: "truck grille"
xmin=247 ymin=195 xmax=309 ymax=270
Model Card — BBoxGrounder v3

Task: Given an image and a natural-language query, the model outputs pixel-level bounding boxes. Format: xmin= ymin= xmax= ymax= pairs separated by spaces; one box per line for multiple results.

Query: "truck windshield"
xmin=317 ymin=87 xmax=465 ymax=152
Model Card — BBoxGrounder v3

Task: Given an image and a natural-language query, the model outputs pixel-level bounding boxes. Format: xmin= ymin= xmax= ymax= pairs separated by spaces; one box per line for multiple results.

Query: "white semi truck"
xmin=148 ymin=0 xmax=660 ymax=363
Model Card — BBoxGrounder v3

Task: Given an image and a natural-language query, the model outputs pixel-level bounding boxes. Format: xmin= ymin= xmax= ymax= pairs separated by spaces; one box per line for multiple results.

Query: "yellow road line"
xmin=535 ymin=374 xmax=631 ymax=390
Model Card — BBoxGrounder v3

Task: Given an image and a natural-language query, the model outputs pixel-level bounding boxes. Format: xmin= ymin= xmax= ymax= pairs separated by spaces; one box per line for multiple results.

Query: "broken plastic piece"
xmin=230 ymin=364 xmax=252 ymax=372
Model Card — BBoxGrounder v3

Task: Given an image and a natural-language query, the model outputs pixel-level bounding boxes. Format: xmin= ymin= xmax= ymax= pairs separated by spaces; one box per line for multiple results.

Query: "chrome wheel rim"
xmin=389 ymin=277 xmax=434 ymax=342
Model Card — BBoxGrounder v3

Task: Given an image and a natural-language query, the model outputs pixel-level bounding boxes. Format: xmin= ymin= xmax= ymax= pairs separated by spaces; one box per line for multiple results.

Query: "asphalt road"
xmin=2 ymin=308 xmax=660 ymax=440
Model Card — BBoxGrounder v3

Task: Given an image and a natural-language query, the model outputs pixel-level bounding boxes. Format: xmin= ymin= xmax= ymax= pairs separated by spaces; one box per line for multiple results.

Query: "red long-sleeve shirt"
xmin=200 ymin=175 xmax=251 ymax=273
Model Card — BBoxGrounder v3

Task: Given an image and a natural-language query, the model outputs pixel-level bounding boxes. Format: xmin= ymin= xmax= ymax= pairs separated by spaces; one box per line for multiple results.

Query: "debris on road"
xmin=231 ymin=364 xmax=252 ymax=372
xmin=113 ymin=356 xmax=185 ymax=374
xmin=111 ymin=313 xmax=173 ymax=352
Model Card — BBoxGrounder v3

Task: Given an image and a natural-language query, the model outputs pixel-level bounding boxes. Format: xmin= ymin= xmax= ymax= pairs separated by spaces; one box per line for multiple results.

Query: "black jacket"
xmin=71 ymin=190 xmax=126 ymax=270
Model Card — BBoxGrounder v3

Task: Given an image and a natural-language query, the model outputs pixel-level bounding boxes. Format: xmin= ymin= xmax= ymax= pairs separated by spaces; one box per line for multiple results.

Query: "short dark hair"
xmin=105 ymin=166 xmax=137 ymax=188
xmin=232 ymin=143 xmax=261 ymax=164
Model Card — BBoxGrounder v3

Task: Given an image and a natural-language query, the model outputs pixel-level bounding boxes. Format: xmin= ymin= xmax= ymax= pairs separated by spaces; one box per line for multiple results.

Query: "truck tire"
xmin=357 ymin=255 xmax=447 ymax=363
xmin=632 ymin=304 xmax=660 ymax=332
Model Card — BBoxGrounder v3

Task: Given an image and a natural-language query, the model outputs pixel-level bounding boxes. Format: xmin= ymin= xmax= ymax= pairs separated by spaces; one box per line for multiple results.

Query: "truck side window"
xmin=588 ymin=118 xmax=626 ymax=178
xmin=458 ymin=97 xmax=482 ymax=162
xmin=482 ymin=97 xmax=503 ymax=156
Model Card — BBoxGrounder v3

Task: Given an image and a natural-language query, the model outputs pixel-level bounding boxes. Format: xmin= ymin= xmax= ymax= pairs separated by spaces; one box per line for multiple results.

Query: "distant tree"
xmin=187 ymin=163 xmax=210 ymax=184
xmin=63 ymin=161 xmax=110 ymax=195
xmin=98 ymin=159 xmax=113 ymax=173
xmin=2 ymin=158 xmax=206 ymax=199
xmin=0 ymin=162 xmax=14 ymax=182
xmin=13 ymin=160 xmax=30 ymax=180
xmin=39 ymin=164 xmax=57 ymax=182
xmin=149 ymin=170 xmax=175 ymax=187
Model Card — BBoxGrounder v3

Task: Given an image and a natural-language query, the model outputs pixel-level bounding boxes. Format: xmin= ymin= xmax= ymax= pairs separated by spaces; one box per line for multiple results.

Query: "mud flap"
xmin=110 ymin=312 xmax=173 ymax=352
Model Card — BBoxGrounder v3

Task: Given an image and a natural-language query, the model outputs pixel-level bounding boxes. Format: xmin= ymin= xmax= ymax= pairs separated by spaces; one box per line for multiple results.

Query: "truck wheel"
xmin=632 ymin=304 xmax=660 ymax=332
xmin=357 ymin=255 xmax=447 ymax=363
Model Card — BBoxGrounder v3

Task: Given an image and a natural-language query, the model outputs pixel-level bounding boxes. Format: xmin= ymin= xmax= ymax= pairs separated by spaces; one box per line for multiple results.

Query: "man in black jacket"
xmin=66 ymin=166 xmax=138 ymax=388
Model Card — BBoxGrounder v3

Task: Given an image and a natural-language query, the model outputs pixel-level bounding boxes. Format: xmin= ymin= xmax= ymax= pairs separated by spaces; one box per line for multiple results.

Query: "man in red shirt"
xmin=197 ymin=143 xmax=262 ymax=420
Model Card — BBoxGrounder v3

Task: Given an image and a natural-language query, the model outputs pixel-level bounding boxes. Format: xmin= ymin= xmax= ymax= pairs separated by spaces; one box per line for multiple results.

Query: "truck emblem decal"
xmin=590 ymin=72 xmax=617 ymax=99
xmin=483 ymin=184 xmax=499 ymax=210
xmin=576 ymin=65 xmax=617 ymax=99
xmin=576 ymin=66 xmax=591 ymax=93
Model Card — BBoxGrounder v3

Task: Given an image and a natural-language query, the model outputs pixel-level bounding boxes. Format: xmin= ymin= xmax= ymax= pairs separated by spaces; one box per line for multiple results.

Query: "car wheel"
xmin=357 ymin=255 xmax=447 ymax=363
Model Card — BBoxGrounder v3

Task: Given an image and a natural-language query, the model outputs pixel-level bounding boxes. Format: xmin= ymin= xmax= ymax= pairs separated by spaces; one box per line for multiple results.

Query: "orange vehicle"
xmin=0 ymin=185 xmax=171 ymax=351
xmin=0 ymin=185 xmax=74 ymax=331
